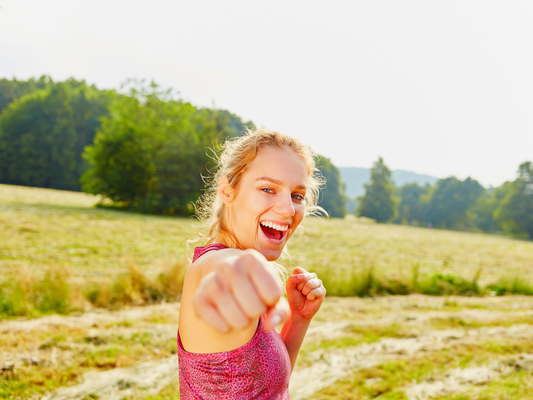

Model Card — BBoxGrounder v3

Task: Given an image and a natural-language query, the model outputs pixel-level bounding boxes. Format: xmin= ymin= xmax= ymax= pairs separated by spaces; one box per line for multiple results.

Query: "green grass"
xmin=312 ymin=339 xmax=533 ymax=400
xmin=0 ymin=322 xmax=178 ymax=399
xmin=2 ymin=184 xmax=533 ymax=317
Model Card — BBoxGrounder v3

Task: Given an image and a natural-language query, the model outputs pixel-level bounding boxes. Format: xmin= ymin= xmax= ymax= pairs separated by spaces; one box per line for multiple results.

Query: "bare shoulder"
xmin=185 ymin=247 xmax=243 ymax=283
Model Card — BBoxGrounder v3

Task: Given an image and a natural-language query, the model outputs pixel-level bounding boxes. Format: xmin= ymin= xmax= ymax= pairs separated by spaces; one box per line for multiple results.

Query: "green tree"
xmin=396 ymin=183 xmax=430 ymax=225
xmin=471 ymin=182 xmax=512 ymax=233
xmin=0 ymin=75 xmax=51 ymax=115
xmin=358 ymin=157 xmax=396 ymax=222
xmin=69 ymin=82 xmax=115 ymax=178
xmin=427 ymin=177 xmax=484 ymax=229
xmin=316 ymin=156 xmax=347 ymax=218
xmin=82 ymin=80 xmax=251 ymax=215
xmin=495 ymin=162 xmax=533 ymax=239
xmin=0 ymin=77 xmax=112 ymax=190
xmin=0 ymin=85 xmax=78 ymax=190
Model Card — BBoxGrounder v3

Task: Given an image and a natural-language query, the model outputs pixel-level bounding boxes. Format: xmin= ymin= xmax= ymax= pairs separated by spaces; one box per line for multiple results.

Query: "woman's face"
xmin=220 ymin=146 xmax=308 ymax=261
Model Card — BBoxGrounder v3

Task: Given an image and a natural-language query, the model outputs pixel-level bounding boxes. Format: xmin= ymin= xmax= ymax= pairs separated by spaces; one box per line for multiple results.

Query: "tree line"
xmin=0 ymin=77 xmax=347 ymax=217
xmin=358 ymin=157 xmax=533 ymax=239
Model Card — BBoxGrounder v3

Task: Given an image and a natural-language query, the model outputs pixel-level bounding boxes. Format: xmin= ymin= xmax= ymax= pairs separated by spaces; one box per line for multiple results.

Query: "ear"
xmin=217 ymin=176 xmax=233 ymax=205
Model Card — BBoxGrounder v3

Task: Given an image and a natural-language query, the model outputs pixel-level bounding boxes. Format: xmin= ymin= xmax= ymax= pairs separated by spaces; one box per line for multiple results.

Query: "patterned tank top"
xmin=177 ymin=244 xmax=291 ymax=399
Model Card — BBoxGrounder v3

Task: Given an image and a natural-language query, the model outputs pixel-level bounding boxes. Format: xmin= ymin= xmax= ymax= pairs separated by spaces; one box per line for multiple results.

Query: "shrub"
xmin=1 ymin=260 xmax=187 ymax=318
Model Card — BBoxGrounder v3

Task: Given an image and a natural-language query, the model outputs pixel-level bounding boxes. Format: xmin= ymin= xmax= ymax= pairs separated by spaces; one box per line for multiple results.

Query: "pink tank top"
xmin=177 ymin=244 xmax=291 ymax=399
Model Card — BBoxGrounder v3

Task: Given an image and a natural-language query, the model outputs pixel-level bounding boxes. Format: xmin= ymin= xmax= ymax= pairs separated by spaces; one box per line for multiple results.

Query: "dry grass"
xmin=289 ymin=215 xmax=533 ymax=288
xmin=2 ymin=184 xmax=533 ymax=399
xmin=1 ymin=295 xmax=532 ymax=399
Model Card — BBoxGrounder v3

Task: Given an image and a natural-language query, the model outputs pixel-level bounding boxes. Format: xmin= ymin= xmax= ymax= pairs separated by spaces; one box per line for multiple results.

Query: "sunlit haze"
xmin=1 ymin=0 xmax=532 ymax=187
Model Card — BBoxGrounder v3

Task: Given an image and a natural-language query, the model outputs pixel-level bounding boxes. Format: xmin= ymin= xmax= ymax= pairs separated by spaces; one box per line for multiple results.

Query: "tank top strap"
xmin=193 ymin=243 xmax=228 ymax=263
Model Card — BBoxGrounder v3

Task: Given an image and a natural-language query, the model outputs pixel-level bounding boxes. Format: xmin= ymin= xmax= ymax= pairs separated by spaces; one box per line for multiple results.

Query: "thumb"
xmin=264 ymin=297 xmax=291 ymax=331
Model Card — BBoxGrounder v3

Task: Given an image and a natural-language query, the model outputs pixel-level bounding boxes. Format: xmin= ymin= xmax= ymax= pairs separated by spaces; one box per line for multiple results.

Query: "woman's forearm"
xmin=280 ymin=314 xmax=312 ymax=373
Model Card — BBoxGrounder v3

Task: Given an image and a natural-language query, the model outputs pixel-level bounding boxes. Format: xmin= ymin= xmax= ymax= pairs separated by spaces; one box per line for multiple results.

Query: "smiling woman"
xmin=177 ymin=129 xmax=327 ymax=399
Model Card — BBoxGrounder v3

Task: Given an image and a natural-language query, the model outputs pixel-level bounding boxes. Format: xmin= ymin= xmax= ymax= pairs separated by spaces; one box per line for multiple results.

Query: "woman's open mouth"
xmin=259 ymin=220 xmax=289 ymax=243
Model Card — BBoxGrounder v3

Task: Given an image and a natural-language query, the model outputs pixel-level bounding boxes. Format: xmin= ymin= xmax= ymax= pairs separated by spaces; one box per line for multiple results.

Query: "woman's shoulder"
xmin=186 ymin=244 xmax=242 ymax=282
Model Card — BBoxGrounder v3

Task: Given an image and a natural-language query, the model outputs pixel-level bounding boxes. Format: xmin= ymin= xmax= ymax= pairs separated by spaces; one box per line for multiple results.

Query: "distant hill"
xmin=339 ymin=167 xmax=439 ymax=199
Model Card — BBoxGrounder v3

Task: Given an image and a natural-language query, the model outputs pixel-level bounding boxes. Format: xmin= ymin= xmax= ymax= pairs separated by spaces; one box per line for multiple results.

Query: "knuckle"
xmin=220 ymin=262 xmax=231 ymax=275
xmin=243 ymin=249 xmax=260 ymax=260
xmin=192 ymin=291 xmax=205 ymax=307
xmin=229 ymin=263 xmax=244 ymax=277
xmin=211 ymin=274 xmax=227 ymax=296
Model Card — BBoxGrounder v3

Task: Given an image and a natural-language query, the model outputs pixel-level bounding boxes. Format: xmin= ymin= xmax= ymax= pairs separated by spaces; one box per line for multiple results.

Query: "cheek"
xmin=234 ymin=194 xmax=265 ymax=225
xmin=293 ymin=204 xmax=306 ymax=225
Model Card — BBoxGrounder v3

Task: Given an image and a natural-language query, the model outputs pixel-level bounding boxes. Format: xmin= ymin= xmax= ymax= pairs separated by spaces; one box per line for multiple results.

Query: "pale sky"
xmin=1 ymin=0 xmax=532 ymax=187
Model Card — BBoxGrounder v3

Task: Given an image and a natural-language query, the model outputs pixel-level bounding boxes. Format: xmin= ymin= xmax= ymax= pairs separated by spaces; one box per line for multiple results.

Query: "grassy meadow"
xmin=1 ymin=183 xmax=533 ymax=399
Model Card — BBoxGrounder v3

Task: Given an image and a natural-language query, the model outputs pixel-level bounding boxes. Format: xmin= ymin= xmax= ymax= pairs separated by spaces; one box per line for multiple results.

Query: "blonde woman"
xmin=178 ymin=130 xmax=327 ymax=399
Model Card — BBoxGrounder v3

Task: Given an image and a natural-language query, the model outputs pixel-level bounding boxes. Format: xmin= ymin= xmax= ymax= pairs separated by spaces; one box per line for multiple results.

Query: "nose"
xmin=274 ymin=192 xmax=295 ymax=218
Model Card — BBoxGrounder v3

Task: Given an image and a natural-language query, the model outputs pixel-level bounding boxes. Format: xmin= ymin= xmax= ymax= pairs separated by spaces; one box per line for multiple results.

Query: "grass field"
xmin=1 ymin=184 xmax=533 ymax=399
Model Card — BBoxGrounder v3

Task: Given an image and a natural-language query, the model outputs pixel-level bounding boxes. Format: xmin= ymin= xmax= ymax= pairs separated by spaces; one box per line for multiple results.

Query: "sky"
xmin=1 ymin=0 xmax=532 ymax=187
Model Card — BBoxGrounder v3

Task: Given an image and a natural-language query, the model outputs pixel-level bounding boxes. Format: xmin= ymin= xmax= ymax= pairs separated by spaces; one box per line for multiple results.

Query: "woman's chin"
xmin=257 ymin=228 xmax=287 ymax=260
xmin=262 ymin=250 xmax=282 ymax=262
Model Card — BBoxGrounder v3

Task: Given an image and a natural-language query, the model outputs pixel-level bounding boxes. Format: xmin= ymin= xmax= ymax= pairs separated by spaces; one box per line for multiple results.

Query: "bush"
xmin=486 ymin=277 xmax=533 ymax=296
xmin=311 ymin=262 xmax=504 ymax=298
xmin=0 ymin=266 xmax=75 ymax=317
xmin=0 ymin=260 xmax=187 ymax=318
xmin=83 ymin=259 xmax=187 ymax=309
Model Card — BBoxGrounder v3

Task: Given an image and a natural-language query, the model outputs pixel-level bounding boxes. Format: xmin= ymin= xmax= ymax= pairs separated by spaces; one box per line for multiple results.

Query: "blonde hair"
xmin=195 ymin=128 xmax=325 ymax=246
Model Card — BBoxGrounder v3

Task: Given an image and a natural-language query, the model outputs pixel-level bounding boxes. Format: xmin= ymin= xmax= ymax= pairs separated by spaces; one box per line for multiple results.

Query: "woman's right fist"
xmin=193 ymin=249 xmax=290 ymax=332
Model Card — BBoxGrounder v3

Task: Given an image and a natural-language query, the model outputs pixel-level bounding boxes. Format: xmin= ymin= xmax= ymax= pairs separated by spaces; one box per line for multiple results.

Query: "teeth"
xmin=261 ymin=221 xmax=289 ymax=231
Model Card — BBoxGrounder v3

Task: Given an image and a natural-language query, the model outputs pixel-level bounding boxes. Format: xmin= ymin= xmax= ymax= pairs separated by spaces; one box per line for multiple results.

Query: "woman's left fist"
xmin=285 ymin=267 xmax=326 ymax=321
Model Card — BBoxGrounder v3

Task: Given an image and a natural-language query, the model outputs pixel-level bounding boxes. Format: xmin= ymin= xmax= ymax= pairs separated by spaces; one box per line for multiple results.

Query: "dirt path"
xmin=0 ymin=303 xmax=180 ymax=334
xmin=289 ymin=324 xmax=533 ymax=399
xmin=41 ymin=356 xmax=178 ymax=400
xmin=405 ymin=354 xmax=533 ymax=400
xmin=3 ymin=295 xmax=532 ymax=399
xmin=36 ymin=323 xmax=532 ymax=400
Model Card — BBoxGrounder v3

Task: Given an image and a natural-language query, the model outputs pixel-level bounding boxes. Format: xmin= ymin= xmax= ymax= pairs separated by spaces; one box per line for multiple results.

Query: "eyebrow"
xmin=255 ymin=176 xmax=307 ymax=190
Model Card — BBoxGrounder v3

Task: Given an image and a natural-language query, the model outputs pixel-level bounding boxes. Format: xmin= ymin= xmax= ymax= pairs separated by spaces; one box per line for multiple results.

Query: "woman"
xmin=178 ymin=129 xmax=327 ymax=399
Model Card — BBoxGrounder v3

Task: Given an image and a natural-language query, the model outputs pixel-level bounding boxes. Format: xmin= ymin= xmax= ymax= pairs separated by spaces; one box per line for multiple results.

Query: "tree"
xmin=396 ymin=183 xmax=430 ymax=225
xmin=471 ymin=182 xmax=512 ymax=233
xmin=0 ymin=85 xmax=78 ymax=190
xmin=0 ymin=79 xmax=113 ymax=190
xmin=0 ymin=76 xmax=51 ymax=115
xmin=427 ymin=177 xmax=484 ymax=229
xmin=495 ymin=162 xmax=533 ymax=239
xmin=358 ymin=157 xmax=396 ymax=222
xmin=316 ymin=156 xmax=347 ymax=218
xmin=81 ymin=80 xmax=252 ymax=215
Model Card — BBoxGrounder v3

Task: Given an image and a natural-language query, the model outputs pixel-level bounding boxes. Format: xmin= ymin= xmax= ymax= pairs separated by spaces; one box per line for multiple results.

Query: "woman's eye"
xmin=292 ymin=194 xmax=304 ymax=202
xmin=262 ymin=188 xmax=274 ymax=194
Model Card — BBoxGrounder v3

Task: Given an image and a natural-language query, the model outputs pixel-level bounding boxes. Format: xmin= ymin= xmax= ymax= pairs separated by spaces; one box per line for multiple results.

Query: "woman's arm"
xmin=179 ymin=248 xmax=291 ymax=353
xmin=280 ymin=313 xmax=311 ymax=372
xmin=281 ymin=267 xmax=326 ymax=372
